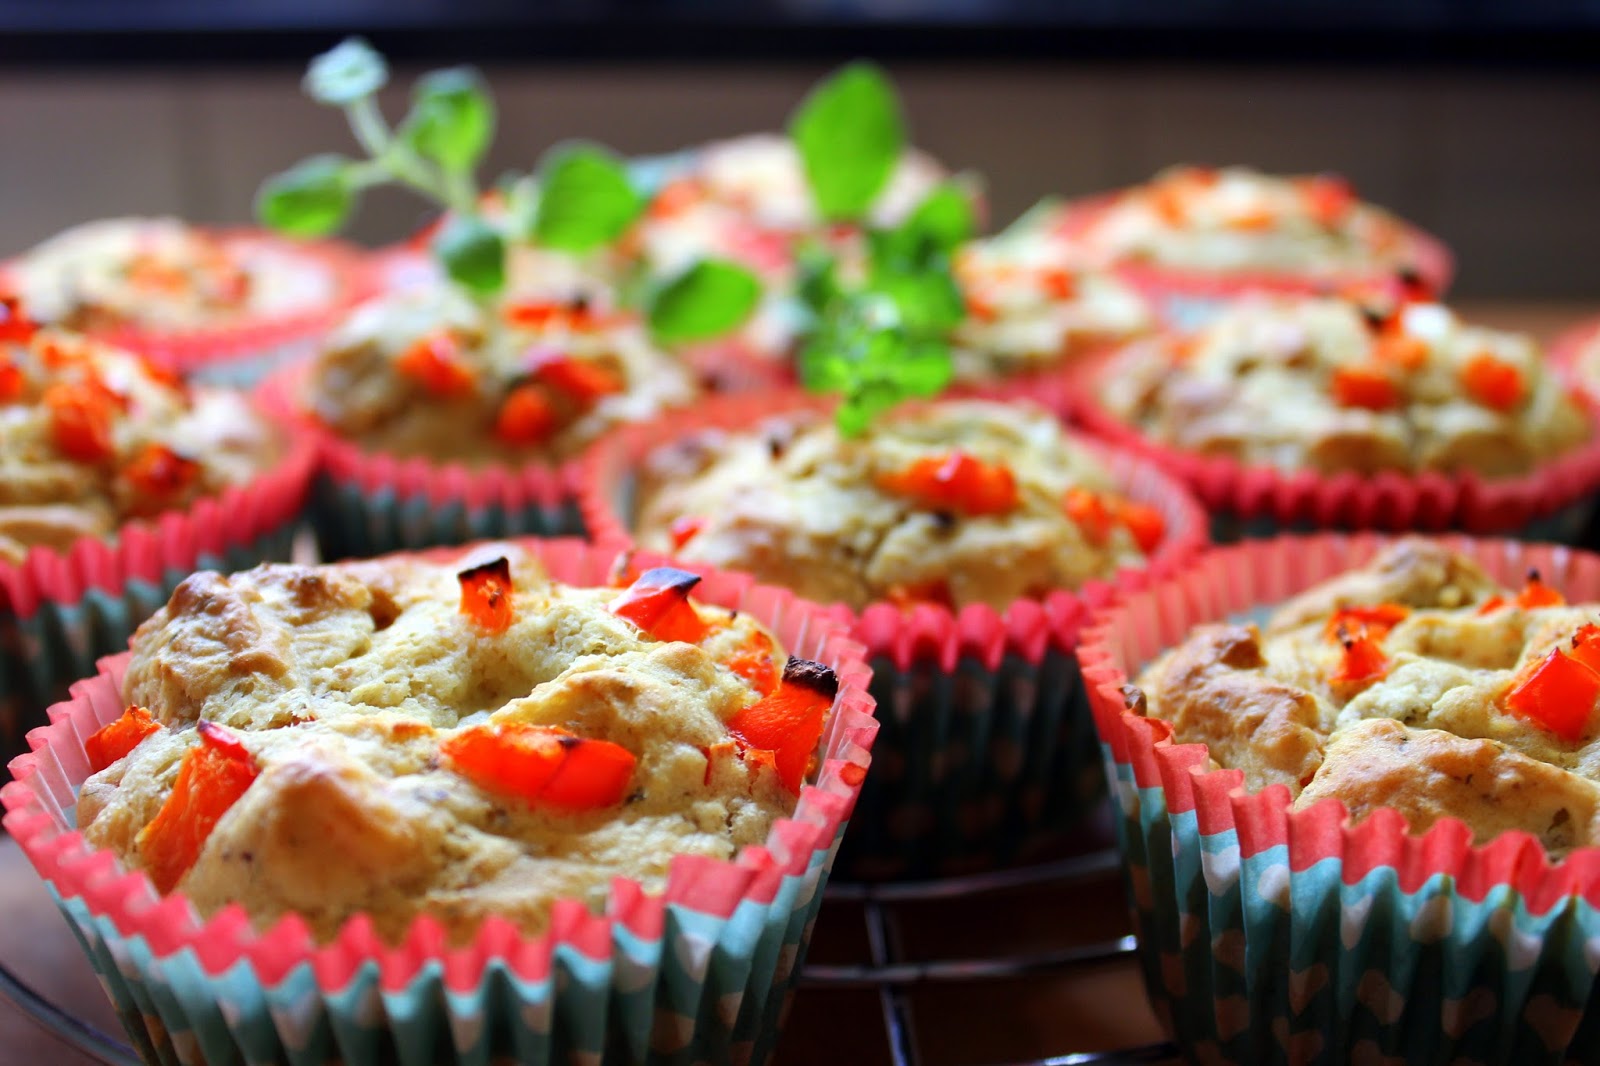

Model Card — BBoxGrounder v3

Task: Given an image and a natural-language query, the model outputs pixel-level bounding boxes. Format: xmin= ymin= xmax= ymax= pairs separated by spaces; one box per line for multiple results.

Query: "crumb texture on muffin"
xmin=632 ymin=400 xmax=1158 ymax=611
xmin=1133 ymin=539 xmax=1600 ymax=854
xmin=77 ymin=546 xmax=804 ymax=943
xmin=1101 ymin=295 xmax=1589 ymax=477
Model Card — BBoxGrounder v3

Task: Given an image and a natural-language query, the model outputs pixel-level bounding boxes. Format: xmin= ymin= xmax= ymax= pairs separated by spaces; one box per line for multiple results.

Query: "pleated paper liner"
xmin=578 ymin=389 xmax=1210 ymax=880
xmin=4 ymin=232 xmax=378 ymax=389
xmin=256 ymin=364 xmax=588 ymax=562
xmin=0 ymin=423 xmax=315 ymax=775
xmin=1067 ymin=347 xmax=1600 ymax=544
xmin=1078 ymin=533 xmax=1600 ymax=1065
xmin=1 ymin=538 xmax=878 ymax=1066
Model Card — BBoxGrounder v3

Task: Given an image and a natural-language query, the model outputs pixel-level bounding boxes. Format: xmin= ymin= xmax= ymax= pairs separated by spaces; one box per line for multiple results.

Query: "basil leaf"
xmin=872 ymin=269 xmax=965 ymax=335
xmin=304 ymin=38 xmax=388 ymax=107
xmin=649 ymin=259 xmax=762 ymax=344
xmin=432 ymin=214 xmax=505 ymax=296
xmin=789 ymin=62 xmax=906 ymax=222
xmin=902 ymin=182 xmax=976 ymax=254
xmin=401 ymin=67 xmax=495 ymax=173
xmin=255 ymin=154 xmax=357 ymax=237
xmin=531 ymin=143 xmax=644 ymax=252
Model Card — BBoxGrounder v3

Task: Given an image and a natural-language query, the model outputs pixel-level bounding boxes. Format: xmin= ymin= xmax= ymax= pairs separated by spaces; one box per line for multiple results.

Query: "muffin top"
xmin=304 ymin=282 xmax=695 ymax=464
xmin=631 ymin=400 xmax=1163 ymax=612
xmin=950 ymin=231 xmax=1154 ymax=382
xmin=1100 ymin=295 xmax=1590 ymax=477
xmin=1132 ymin=539 xmax=1600 ymax=856
xmin=76 ymin=545 xmax=833 ymax=943
xmin=1070 ymin=166 xmax=1421 ymax=277
xmin=0 ymin=301 xmax=283 ymax=564
xmin=8 ymin=217 xmax=337 ymax=333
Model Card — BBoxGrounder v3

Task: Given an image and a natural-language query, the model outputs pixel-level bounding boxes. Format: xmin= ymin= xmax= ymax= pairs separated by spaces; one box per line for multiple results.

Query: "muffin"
xmin=582 ymin=392 xmax=1209 ymax=877
xmin=1080 ymin=534 xmax=1600 ymax=1065
xmin=1084 ymin=293 xmax=1600 ymax=536
xmin=4 ymin=217 xmax=365 ymax=383
xmin=0 ymin=298 xmax=312 ymax=763
xmin=4 ymin=538 xmax=876 ymax=1065
xmin=280 ymin=280 xmax=696 ymax=557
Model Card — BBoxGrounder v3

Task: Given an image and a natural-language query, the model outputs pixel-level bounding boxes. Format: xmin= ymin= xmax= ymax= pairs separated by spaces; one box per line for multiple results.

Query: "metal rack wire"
xmin=0 ymin=847 xmax=1179 ymax=1066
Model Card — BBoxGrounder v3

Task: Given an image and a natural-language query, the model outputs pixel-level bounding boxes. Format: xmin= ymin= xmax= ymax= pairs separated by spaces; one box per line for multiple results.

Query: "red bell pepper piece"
xmin=1516 ymin=569 xmax=1564 ymax=609
xmin=44 ymin=380 xmax=120 ymax=463
xmin=1461 ymin=353 xmax=1525 ymax=413
xmin=1063 ymin=488 xmax=1115 ymax=546
xmin=136 ymin=721 xmax=258 ymax=894
xmin=493 ymin=384 xmax=558 ymax=446
xmin=727 ymin=657 xmax=838 ymax=793
xmin=442 ymin=723 xmax=636 ymax=810
xmin=397 ymin=332 xmax=476 ymax=398
xmin=1503 ymin=646 xmax=1600 ymax=742
xmin=1331 ymin=365 xmax=1401 ymax=411
xmin=458 ymin=556 xmax=515 ymax=633
xmin=722 ymin=629 xmax=779 ymax=696
xmin=85 ymin=705 xmax=162 ymax=773
xmin=0 ymin=295 xmax=35 ymax=345
xmin=1115 ymin=500 xmax=1165 ymax=554
xmin=668 ymin=515 xmax=705 ymax=551
xmin=122 ymin=443 xmax=201 ymax=505
xmin=609 ymin=566 xmax=708 ymax=644
xmin=531 ymin=354 xmax=623 ymax=406
xmin=878 ymin=451 xmax=1020 ymax=517
xmin=1323 ymin=604 xmax=1409 ymax=644
xmin=1330 ymin=627 xmax=1390 ymax=687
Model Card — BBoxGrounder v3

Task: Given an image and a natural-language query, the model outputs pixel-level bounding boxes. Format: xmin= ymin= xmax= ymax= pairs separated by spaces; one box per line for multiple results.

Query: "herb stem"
xmin=346 ymin=95 xmax=392 ymax=161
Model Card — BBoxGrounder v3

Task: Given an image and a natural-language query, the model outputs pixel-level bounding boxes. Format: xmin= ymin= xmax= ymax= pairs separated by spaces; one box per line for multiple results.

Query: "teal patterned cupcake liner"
xmin=577 ymin=390 xmax=1212 ymax=880
xmin=1080 ymin=533 xmax=1600 ymax=1064
xmin=0 ymin=538 xmax=879 ymax=1066
xmin=0 ymin=438 xmax=315 ymax=774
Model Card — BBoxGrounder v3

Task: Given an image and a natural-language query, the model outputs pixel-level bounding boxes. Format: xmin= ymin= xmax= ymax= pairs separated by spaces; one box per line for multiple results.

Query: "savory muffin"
xmin=1100 ymin=294 xmax=1590 ymax=477
xmin=1132 ymin=538 xmax=1600 ymax=854
xmin=6 ymin=217 xmax=338 ymax=334
xmin=1067 ymin=165 xmax=1430 ymax=279
xmin=75 ymin=544 xmax=836 ymax=942
xmin=304 ymin=282 xmax=695 ymax=464
xmin=0 ymin=299 xmax=284 ymax=564
xmin=631 ymin=400 xmax=1163 ymax=611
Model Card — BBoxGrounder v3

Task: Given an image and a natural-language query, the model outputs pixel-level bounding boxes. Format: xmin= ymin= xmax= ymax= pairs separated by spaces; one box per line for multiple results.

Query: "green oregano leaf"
xmin=532 ymin=143 xmax=645 ymax=253
xmin=432 ymin=213 xmax=505 ymax=296
xmin=304 ymin=38 xmax=388 ymax=106
xmin=401 ymin=67 xmax=495 ymax=173
xmin=648 ymin=259 xmax=762 ymax=345
xmin=901 ymin=182 xmax=976 ymax=254
xmin=255 ymin=154 xmax=358 ymax=237
xmin=789 ymin=62 xmax=907 ymax=222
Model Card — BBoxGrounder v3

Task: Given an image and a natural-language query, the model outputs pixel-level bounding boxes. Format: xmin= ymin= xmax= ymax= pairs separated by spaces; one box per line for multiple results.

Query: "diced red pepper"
xmin=121 ymin=443 xmax=201 ymax=505
xmin=397 ymin=332 xmax=476 ymax=398
xmin=1570 ymin=624 xmax=1600 ymax=675
xmin=1323 ymin=603 xmax=1409 ymax=644
xmin=879 ymin=452 xmax=1020 ymax=517
xmin=1150 ymin=185 xmax=1189 ymax=226
xmin=442 ymin=723 xmax=636 ymax=810
xmin=1372 ymin=332 xmax=1428 ymax=372
xmin=722 ymin=629 xmax=779 ymax=696
xmin=1461 ymin=353 xmax=1525 ymax=413
xmin=726 ymin=658 xmax=839 ymax=793
xmin=1228 ymin=206 xmax=1278 ymax=231
xmin=44 ymin=381 xmax=119 ymax=463
xmin=85 ymin=705 xmax=162 ymax=773
xmin=1115 ymin=499 xmax=1165 ymax=554
xmin=0 ymin=295 xmax=36 ymax=345
xmin=0 ymin=360 xmax=22 ymax=403
xmin=493 ymin=384 xmax=558 ymax=446
xmin=1477 ymin=595 xmax=1507 ymax=616
xmin=669 ymin=515 xmax=705 ymax=551
xmin=964 ymin=292 xmax=999 ymax=323
xmin=1063 ymin=488 xmax=1115 ymax=546
xmin=531 ymin=354 xmax=623 ymax=406
xmin=1502 ymin=647 xmax=1600 ymax=742
xmin=648 ymin=179 xmax=703 ymax=219
xmin=1331 ymin=365 xmax=1401 ymax=411
xmin=136 ymin=721 xmax=258 ymax=894
xmin=1516 ymin=569 xmax=1564 ymax=609
xmin=1039 ymin=268 xmax=1078 ymax=301
xmin=610 ymin=566 xmax=708 ymax=644
xmin=1330 ymin=630 xmax=1390 ymax=687
xmin=458 ymin=556 xmax=515 ymax=633
xmin=1299 ymin=174 xmax=1356 ymax=228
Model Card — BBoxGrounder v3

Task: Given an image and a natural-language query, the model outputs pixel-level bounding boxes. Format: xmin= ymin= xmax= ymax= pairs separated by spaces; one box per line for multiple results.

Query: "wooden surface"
xmin=1 ymin=301 xmax=1593 ymax=1066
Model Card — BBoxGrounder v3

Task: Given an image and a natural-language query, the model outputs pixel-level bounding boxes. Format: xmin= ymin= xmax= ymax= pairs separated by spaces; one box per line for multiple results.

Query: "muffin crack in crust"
xmin=1133 ymin=539 xmax=1600 ymax=855
xmin=77 ymin=546 xmax=815 ymax=944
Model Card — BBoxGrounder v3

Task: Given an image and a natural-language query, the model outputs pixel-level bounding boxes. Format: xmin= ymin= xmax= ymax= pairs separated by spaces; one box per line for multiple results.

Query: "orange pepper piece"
xmin=727 ymin=658 xmax=839 ymax=793
xmin=1372 ymin=332 xmax=1428 ymax=372
xmin=1228 ymin=206 xmax=1278 ymax=231
xmin=879 ymin=452 xmax=1020 ymax=517
xmin=1503 ymin=646 xmax=1599 ymax=742
xmin=1570 ymin=624 xmax=1600 ymax=675
xmin=1115 ymin=499 xmax=1165 ymax=554
xmin=0 ymin=294 xmax=36 ymax=345
xmin=1299 ymin=174 xmax=1356 ymax=228
xmin=722 ymin=629 xmax=779 ymax=696
xmin=1331 ymin=365 xmax=1401 ymax=411
xmin=442 ymin=723 xmax=636 ymax=810
xmin=397 ymin=332 xmax=476 ymax=398
xmin=1330 ymin=628 xmax=1390 ymax=686
xmin=1461 ymin=353 xmax=1525 ymax=413
xmin=0 ymin=361 xmax=22 ymax=403
xmin=1063 ymin=488 xmax=1115 ymax=546
xmin=648 ymin=179 xmax=703 ymax=219
xmin=1323 ymin=603 xmax=1409 ymax=643
xmin=494 ymin=383 xmax=558 ymax=446
xmin=1516 ymin=569 xmax=1564 ymax=609
xmin=85 ymin=705 xmax=162 ymax=773
xmin=1477 ymin=595 xmax=1507 ymax=616
xmin=122 ymin=443 xmax=201 ymax=506
xmin=669 ymin=515 xmax=705 ymax=551
xmin=1039 ymin=268 xmax=1078 ymax=301
xmin=532 ymin=355 xmax=623 ymax=406
xmin=458 ymin=556 xmax=515 ymax=633
xmin=44 ymin=381 xmax=119 ymax=463
xmin=136 ymin=721 xmax=258 ymax=894
xmin=610 ymin=566 xmax=708 ymax=643
xmin=964 ymin=292 xmax=999 ymax=323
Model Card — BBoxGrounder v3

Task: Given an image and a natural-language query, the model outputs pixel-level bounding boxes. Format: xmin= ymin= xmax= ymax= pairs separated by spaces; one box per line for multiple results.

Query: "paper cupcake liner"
xmin=1068 ymin=349 xmax=1600 ymax=542
xmin=578 ymin=389 xmax=1210 ymax=879
xmin=2 ymin=537 xmax=878 ymax=1066
xmin=256 ymin=366 xmax=586 ymax=562
xmin=0 ymin=427 xmax=315 ymax=775
xmin=1080 ymin=533 xmax=1600 ymax=1065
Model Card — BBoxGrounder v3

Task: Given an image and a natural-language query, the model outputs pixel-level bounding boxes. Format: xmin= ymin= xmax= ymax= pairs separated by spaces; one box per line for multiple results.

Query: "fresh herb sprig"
xmin=256 ymin=38 xmax=760 ymax=342
xmin=789 ymin=63 xmax=978 ymax=435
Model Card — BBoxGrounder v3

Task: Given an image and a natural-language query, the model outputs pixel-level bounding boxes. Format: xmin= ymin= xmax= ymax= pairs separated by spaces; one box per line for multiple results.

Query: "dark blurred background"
xmin=2 ymin=1 xmax=1599 ymax=297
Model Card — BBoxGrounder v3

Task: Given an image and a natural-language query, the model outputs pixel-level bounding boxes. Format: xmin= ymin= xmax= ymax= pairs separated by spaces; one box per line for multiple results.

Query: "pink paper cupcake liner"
xmin=0 ymin=403 xmax=316 ymax=771
xmin=578 ymin=388 xmax=1210 ymax=879
xmin=1067 ymin=347 xmax=1600 ymax=541
xmin=2 ymin=537 xmax=876 ymax=1066
xmin=1079 ymin=533 xmax=1600 ymax=1064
